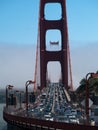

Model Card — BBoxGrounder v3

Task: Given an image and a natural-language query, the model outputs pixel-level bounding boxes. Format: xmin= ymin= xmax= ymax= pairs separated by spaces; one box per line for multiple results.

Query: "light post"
xmin=85 ymin=72 xmax=98 ymax=125
xmin=25 ymin=80 xmax=35 ymax=111
xmin=6 ymin=85 xmax=14 ymax=108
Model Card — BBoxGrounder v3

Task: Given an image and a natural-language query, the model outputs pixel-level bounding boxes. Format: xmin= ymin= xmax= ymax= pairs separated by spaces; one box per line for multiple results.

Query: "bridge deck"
xmin=3 ymin=83 xmax=98 ymax=130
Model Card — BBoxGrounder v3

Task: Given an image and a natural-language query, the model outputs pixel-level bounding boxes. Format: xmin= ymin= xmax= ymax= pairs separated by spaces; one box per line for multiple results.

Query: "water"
xmin=0 ymin=104 xmax=7 ymax=130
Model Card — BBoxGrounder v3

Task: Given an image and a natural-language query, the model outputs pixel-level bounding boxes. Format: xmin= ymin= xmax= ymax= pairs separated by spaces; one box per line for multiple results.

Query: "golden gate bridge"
xmin=3 ymin=0 xmax=98 ymax=130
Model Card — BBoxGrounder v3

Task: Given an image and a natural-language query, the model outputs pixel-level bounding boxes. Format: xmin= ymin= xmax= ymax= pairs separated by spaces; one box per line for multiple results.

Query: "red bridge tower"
xmin=39 ymin=0 xmax=69 ymax=89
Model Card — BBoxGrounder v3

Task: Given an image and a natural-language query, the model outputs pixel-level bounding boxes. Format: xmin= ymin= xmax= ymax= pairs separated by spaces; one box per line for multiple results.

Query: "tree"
xmin=76 ymin=72 xmax=98 ymax=96
xmin=76 ymin=78 xmax=86 ymax=94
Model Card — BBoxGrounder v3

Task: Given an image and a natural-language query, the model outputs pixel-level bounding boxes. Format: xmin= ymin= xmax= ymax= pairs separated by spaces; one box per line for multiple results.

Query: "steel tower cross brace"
xmin=39 ymin=0 xmax=68 ymax=89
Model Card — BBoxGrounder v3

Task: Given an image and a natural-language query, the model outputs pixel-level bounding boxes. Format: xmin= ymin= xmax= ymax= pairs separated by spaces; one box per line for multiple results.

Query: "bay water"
xmin=0 ymin=104 xmax=7 ymax=130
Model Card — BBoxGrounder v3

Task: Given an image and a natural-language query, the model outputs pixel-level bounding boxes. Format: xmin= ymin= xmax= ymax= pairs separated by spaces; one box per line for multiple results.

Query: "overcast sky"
xmin=0 ymin=0 xmax=98 ymax=90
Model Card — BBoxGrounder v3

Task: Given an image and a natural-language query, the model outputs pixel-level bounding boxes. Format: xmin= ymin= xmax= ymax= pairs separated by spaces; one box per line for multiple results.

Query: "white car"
xmin=69 ymin=117 xmax=79 ymax=124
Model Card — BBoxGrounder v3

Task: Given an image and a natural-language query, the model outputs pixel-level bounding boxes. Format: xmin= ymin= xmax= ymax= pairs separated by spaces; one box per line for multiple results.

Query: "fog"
xmin=0 ymin=43 xmax=98 ymax=90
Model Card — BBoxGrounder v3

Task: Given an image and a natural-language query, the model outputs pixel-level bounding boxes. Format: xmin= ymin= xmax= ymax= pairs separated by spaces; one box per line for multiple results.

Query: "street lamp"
xmin=85 ymin=72 xmax=98 ymax=125
xmin=6 ymin=85 xmax=14 ymax=108
xmin=25 ymin=80 xmax=35 ymax=111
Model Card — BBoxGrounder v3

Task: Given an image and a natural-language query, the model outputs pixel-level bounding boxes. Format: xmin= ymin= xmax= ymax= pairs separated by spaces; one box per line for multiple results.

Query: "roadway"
xmin=12 ymin=83 xmax=85 ymax=124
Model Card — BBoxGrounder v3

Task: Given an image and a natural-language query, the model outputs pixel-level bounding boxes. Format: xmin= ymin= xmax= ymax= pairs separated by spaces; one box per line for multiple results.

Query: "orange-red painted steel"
xmin=39 ymin=0 xmax=68 ymax=89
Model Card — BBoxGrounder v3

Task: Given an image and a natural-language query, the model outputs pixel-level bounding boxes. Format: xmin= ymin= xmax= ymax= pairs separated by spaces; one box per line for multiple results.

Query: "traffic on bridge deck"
xmin=20 ymin=83 xmax=78 ymax=123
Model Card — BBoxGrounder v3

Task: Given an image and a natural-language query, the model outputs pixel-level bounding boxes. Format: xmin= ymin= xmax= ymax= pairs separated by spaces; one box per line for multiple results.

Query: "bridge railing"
xmin=3 ymin=110 xmax=98 ymax=130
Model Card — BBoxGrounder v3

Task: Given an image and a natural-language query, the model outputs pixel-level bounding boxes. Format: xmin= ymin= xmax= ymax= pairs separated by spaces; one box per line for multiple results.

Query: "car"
xmin=69 ymin=117 xmax=79 ymax=124
xmin=44 ymin=114 xmax=53 ymax=121
xmin=71 ymin=109 xmax=77 ymax=115
xmin=56 ymin=115 xmax=69 ymax=123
